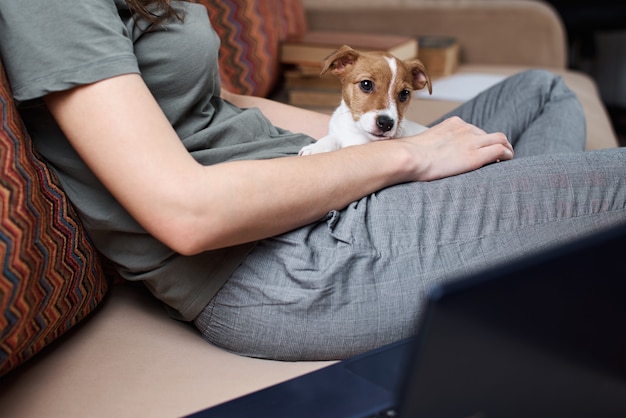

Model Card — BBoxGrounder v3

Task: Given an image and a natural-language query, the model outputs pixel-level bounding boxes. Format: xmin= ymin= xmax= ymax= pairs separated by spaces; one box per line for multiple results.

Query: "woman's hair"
xmin=126 ymin=0 xmax=185 ymax=26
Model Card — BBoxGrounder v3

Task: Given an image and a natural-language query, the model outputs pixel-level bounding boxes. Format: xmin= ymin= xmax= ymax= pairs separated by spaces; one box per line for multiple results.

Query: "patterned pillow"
xmin=0 ymin=60 xmax=109 ymax=377
xmin=193 ymin=0 xmax=307 ymax=97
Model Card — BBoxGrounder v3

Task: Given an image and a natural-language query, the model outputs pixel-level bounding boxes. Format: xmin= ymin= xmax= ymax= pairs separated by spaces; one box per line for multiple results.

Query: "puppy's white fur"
xmin=299 ymin=45 xmax=432 ymax=156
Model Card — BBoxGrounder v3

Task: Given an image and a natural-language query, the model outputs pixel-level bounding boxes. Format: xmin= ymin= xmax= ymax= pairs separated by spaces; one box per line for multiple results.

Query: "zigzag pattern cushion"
xmin=0 ymin=60 xmax=109 ymax=377
xmin=193 ymin=0 xmax=307 ymax=97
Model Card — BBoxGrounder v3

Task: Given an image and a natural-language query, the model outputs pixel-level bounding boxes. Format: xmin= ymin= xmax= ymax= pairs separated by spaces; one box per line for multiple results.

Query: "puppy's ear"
xmin=405 ymin=59 xmax=432 ymax=95
xmin=320 ymin=45 xmax=360 ymax=77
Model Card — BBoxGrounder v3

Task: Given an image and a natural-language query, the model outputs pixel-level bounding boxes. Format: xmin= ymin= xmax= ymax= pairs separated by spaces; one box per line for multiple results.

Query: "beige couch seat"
xmin=0 ymin=285 xmax=334 ymax=418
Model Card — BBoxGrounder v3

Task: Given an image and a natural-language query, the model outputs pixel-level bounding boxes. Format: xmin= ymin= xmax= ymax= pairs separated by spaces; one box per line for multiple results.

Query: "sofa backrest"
xmin=301 ymin=0 xmax=568 ymax=68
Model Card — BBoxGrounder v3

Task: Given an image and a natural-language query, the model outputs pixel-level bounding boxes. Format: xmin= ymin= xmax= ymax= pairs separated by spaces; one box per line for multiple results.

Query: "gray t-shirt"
xmin=0 ymin=0 xmax=314 ymax=320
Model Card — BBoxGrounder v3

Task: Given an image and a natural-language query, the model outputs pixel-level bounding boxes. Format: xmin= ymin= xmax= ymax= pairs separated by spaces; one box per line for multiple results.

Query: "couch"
xmin=0 ymin=1 xmax=618 ymax=417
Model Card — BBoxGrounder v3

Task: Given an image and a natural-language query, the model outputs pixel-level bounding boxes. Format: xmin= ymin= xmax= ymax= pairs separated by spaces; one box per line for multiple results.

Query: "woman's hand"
xmin=398 ymin=116 xmax=514 ymax=182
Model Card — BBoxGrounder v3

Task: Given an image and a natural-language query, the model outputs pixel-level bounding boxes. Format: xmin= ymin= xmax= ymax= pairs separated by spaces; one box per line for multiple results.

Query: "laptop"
xmin=186 ymin=222 xmax=626 ymax=418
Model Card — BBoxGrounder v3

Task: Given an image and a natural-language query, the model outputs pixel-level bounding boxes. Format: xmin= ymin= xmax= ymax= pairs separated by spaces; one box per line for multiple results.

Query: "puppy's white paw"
xmin=298 ymin=137 xmax=339 ymax=155
xmin=298 ymin=144 xmax=318 ymax=156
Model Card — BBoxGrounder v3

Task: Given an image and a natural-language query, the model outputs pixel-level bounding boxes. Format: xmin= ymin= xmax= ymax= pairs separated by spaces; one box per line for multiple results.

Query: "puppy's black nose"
xmin=377 ymin=115 xmax=395 ymax=132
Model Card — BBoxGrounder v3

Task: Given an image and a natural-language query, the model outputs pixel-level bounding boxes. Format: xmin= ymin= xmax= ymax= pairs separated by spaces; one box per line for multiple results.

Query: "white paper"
xmin=415 ymin=73 xmax=507 ymax=102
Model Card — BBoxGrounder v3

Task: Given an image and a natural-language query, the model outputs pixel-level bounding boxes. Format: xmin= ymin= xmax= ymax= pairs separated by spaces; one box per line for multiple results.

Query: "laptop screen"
xmin=398 ymin=222 xmax=626 ymax=418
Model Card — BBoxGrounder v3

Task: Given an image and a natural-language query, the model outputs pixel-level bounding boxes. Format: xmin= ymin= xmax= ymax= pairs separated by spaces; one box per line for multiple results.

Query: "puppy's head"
xmin=322 ymin=45 xmax=432 ymax=140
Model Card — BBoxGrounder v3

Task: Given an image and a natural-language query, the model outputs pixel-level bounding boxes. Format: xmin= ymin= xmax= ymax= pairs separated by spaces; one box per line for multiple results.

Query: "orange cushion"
xmin=0 ymin=60 xmax=109 ymax=377
xmin=192 ymin=0 xmax=307 ymax=96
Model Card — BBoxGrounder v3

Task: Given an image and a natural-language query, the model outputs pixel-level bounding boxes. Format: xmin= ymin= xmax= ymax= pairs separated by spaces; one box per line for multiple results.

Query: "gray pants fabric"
xmin=195 ymin=70 xmax=626 ymax=360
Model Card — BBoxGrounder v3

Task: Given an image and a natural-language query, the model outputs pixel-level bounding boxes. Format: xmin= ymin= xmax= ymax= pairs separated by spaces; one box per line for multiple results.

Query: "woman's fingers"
xmin=479 ymin=132 xmax=514 ymax=160
xmin=402 ymin=117 xmax=515 ymax=181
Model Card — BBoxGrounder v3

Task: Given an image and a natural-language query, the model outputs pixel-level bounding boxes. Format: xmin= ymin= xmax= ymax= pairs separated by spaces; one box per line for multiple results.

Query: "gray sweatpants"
xmin=195 ymin=70 xmax=626 ymax=360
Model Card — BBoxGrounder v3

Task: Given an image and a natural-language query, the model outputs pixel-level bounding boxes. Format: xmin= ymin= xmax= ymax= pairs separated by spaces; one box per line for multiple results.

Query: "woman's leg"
xmin=195 ymin=148 xmax=626 ymax=361
xmin=431 ymin=69 xmax=586 ymax=157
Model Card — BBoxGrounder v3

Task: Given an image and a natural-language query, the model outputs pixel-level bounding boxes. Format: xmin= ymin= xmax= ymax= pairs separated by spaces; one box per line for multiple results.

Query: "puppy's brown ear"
xmin=405 ymin=59 xmax=432 ymax=95
xmin=320 ymin=45 xmax=360 ymax=77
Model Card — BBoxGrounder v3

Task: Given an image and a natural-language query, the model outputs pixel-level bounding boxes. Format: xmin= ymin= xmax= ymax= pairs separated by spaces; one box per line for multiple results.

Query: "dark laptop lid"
xmin=398 ymin=222 xmax=626 ymax=418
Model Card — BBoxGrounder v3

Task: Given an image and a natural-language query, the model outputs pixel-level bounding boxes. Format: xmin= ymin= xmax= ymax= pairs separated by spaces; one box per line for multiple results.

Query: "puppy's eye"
xmin=399 ymin=89 xmax=411 ymax=102
xmin=359 ymin=80 xmax=374 ymax=93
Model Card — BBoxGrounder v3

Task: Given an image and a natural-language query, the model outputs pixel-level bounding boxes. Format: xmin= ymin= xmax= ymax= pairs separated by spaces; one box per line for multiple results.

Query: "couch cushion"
xmin=192 ymin=0 xmax=307 ymax=97
xmin=0 ymin=60 xmax=109 ymax=377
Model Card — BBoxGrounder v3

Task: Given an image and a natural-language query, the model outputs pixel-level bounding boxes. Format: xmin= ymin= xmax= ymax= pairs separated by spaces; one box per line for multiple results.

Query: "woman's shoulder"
xmin=0 ymin=0 xmax=137 ymax=102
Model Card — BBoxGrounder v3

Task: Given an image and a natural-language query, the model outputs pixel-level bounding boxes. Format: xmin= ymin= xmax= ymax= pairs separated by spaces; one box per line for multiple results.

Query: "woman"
xmin=0 ymin=0 xmax=624 ymax=360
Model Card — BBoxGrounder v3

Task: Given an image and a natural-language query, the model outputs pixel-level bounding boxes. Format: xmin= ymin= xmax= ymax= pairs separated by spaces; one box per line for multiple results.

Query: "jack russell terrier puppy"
xmin=299 ymin=45 xmax=432 ymax=156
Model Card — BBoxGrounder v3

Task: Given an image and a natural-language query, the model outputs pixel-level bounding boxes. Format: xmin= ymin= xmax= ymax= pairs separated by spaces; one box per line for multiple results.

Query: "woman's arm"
xmin=221 ymin=89 xmax=331 ymax=140
xmin=45 ymin=74 xmax=512 ymax=255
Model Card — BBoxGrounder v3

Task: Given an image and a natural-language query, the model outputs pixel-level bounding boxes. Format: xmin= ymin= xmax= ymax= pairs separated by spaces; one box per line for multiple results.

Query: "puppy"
xmin=299 ymin=45 xmax=432 ymax=156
